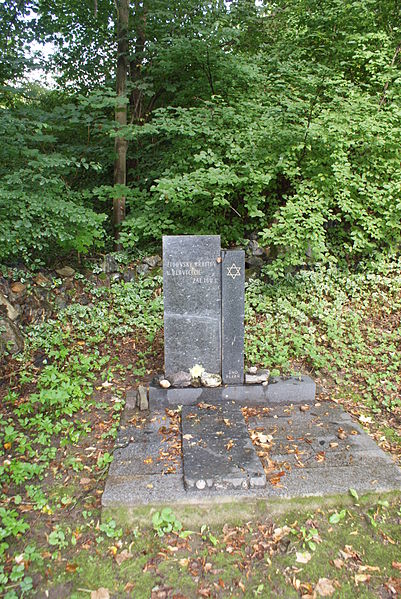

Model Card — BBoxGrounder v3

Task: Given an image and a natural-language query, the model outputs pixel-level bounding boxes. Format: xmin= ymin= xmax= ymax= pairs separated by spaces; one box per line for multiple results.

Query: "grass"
xmin=0 ymin=258 xmax=401 ymax=597
xmin=31 ymin=493 xmax=401 ymax=597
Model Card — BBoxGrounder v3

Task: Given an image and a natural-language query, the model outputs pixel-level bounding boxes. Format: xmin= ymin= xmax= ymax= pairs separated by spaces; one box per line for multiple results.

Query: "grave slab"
xmin=108 ymin=443 xmax=167 ymax=477
xmin=182 ymin=401 xmax=252 ymax=441
xmin=265 ymin=462 xmax=401 ymax=499
xmin=181 ymin=404 xmax=266 ymax=490
xmin=114 ymin=413 xmax=169 ymax=447
xmin=102 ymin=401 xmax=401 ymax=521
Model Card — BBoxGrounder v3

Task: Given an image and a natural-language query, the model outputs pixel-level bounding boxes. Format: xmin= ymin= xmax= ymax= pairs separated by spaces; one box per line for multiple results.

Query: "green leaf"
xmin=349 ymin=488 xmax=359 ymax=501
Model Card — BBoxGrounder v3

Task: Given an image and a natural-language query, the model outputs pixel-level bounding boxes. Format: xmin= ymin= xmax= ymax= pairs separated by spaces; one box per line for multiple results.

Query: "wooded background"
xmin=1 ymin=0 xmax=400 ymax=275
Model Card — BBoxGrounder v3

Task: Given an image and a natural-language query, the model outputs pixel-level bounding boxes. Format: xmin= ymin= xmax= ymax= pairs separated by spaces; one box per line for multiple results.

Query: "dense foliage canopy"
xmin=1 ymin=0 xmax=401 ymax=272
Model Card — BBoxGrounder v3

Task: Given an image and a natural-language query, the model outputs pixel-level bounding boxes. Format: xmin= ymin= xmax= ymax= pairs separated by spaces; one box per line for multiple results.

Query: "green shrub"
xmin=0 ymin=101 xmax=107 ymax=264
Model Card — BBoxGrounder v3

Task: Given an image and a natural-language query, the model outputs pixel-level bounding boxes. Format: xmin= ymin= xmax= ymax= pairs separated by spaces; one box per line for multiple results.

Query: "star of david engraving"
xmin=227 ymin=262 xmax=241 ymax=280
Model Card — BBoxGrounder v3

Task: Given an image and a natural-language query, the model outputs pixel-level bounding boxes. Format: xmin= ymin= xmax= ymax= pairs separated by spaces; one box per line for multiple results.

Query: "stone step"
xmin=148 ymin=375 xmax=316 ymax=408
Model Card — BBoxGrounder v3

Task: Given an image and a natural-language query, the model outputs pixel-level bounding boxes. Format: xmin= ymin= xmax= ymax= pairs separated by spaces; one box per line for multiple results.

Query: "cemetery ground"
xmin=1 ymin=260 xmax=401 ymax=597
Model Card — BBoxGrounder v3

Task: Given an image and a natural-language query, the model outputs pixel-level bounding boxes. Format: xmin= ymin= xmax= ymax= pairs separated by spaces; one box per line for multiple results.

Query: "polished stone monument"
xmin=163 ymin=235 xmax=222 ymax=376
xmin=221 ymin=249 xmax=245 ymax=384
xmin=163 ymin=235 xmax=246 ymax=385
xmin=148 ymin=234 xmax=315 ymax=407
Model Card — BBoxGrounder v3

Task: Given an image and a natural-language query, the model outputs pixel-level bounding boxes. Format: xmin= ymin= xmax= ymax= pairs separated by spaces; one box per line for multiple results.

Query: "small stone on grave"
xmin=169 ymin=371 xmax=192 ymax=388
xmin=136 ymin=385 xmax=148 ymax=410
xmin=245 ymin=369 xmax=270 ymax=384
xmin=200 ymin=372 xmax=222 ymax=387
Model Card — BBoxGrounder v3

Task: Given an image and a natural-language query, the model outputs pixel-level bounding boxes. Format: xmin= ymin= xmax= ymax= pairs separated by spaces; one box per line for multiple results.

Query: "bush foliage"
xmin=1 ymin=0 xmax=400 ymax=267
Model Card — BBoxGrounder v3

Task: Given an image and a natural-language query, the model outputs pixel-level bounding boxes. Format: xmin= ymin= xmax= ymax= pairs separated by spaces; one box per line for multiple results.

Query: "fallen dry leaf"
xmin=339 ymin=545 xmax=360 ymax=561
xmin=65 ymin=563 xmax=78 ymax=573
xmin=381 ymin=531 xmax=396 ymax=544
xmin=273 ymin=526 xmax=291 ymax=542
xmin=385 ymin=578 xmax=401 ymax=595
xmin=269 ymin=470 xmax=286 ymax=485
xmin=315 ymin=578 xmax=335 ymax=597
xmin=115 ymin=549 xmax=132 ymax=566
xmin=392 ymin=562 xmax=401 ymax=571
xmin=337 ymin=428 xmax=347 ymax=440
xmin=296 ymin=551 xmax=312 ymax=564
xmin=333 ymin=558 xmax=344 ymax=569
xmin=359 ymin=565 xmax=380 ymax=573
xmin=124 ymin=582 xmax=135 ymax=593
xmin=249 ymin=429 xmax=273 ymax=444
xmin=354 ymin=573 xmax=370 ymax=585
xmin=91 ymin=588 xmax=110 ymax=599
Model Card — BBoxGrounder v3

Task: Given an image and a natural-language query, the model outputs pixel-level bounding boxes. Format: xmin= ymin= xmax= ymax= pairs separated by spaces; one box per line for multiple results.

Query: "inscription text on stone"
xmin=165 ymin=260 xmax=216 ymax=284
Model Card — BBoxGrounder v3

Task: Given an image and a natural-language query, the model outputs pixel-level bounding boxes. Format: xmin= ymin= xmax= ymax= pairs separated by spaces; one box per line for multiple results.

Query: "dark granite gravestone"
xmin=147 ymin=234 xmax=315 ymax=406
xmin=222 ymin=249 xmax=245 ymax=384
xmin=163 ymin=235 xmax=222 ymax=376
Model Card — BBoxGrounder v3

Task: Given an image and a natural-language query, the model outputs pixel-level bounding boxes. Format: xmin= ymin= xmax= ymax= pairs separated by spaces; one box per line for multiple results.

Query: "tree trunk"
xmin=113 ymin=0 xmax=129 ymax=248
xmin=129 ymin=1 xmax=146 ymax=123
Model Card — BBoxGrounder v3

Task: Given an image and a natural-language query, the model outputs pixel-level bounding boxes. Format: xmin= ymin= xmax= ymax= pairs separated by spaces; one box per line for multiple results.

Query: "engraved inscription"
xmin=165 ymin=260 xmax=217 ymax=284
xmin=227 ymin=369 xmax=240 ymax=379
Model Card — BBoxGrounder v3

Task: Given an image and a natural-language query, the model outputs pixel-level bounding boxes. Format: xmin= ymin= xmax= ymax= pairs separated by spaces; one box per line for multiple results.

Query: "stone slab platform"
xmin=102 ymin=400 xmax=401 ymax=522
xmin=181 ymin=403 xmax=266 ymax=490
xmin=148 ymin=375 xmax=316 ymax=408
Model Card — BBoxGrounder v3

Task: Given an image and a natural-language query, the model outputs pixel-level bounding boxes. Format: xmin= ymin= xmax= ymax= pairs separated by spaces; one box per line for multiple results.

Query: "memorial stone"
xmin=148 ymin=234 xmax=316 ymax=406
xmin=163 ymin=235 xmax=221 ymax=376
xmin=222 ymin=249 xmax=245 ymax=384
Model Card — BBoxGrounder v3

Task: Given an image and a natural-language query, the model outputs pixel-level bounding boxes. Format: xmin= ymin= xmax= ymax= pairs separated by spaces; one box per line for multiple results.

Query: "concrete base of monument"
xmin=101 ymin=400 xmax=401 ymax=525
xmin=148 ymin=374 xmax=316 ymax=408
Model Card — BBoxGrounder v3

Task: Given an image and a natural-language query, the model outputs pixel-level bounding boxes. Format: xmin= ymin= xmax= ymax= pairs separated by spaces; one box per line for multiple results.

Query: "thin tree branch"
xmin=379 ymin=44 xmax=401 ymax=108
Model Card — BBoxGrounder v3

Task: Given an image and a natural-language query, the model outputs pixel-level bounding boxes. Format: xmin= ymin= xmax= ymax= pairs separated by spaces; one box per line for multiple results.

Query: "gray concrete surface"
xmin=102 ymin=399 xmax=401 ymax=521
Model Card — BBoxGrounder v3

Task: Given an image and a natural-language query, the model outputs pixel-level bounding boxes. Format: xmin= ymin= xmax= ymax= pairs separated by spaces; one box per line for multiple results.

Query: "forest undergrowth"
xmin=0 ymin=259 xmax=400 ymax=597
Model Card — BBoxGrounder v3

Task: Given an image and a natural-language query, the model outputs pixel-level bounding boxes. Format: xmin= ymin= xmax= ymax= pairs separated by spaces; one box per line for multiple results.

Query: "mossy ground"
xmin=35 ymin=492 xmax=401 ymax=598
